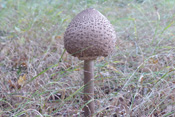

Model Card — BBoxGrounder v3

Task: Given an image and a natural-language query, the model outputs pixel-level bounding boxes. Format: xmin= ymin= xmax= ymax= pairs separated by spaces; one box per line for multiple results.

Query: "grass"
xmin=0 ymin=0 xmax=175 ymax=116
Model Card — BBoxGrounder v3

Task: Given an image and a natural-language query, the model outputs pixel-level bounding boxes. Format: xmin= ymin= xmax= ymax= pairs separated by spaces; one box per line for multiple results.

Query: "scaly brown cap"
xmin=64 ymin=8 xmax=116 ymax=60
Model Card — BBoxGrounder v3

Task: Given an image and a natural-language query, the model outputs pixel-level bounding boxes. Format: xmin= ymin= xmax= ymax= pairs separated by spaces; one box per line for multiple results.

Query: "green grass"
xmin=0 ymin=0 xmax=175 ymax=116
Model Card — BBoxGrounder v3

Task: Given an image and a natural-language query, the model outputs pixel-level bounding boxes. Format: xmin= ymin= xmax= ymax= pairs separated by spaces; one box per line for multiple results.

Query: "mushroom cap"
xmin=64 ymin=8 xmax=116 ymax=60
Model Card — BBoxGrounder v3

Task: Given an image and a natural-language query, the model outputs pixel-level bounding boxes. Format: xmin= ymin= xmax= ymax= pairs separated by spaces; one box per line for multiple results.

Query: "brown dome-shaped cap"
xmin=64 ymin=8 xmax=116 ymax=60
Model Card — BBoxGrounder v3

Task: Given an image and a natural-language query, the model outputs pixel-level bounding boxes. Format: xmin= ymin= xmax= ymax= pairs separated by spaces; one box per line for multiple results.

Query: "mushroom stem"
xmin=84 ymin=60 xmax=95 ymax=117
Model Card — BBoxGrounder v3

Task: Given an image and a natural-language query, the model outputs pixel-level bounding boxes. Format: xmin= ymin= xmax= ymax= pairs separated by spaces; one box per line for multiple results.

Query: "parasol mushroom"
xmin=64 ymin=8 xmax=116 ymax=116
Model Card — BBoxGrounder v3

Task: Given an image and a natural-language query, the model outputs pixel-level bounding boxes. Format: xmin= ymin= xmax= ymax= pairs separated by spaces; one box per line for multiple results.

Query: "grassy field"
xmin=0 ymin=0 xmax=175 ymax=116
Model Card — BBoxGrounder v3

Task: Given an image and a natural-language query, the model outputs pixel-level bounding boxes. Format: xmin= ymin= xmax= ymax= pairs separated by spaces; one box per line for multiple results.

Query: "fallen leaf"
xmin=17 ymin=74 xmax=27 ymax=86
xmin=149 ymin=58 xmax=158 ymax=64
xmin=55 ymin=35 xmax=62 ymax=40
xmin=20 ymin=62 xmax=27 ymax=70
xmin=8 ymin=80 xmax=16 ymax=89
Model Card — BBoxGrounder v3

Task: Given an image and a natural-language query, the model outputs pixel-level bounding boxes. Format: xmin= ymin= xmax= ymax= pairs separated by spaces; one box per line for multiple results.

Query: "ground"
xmin=0 ymin=0 xmax=175 ymax=116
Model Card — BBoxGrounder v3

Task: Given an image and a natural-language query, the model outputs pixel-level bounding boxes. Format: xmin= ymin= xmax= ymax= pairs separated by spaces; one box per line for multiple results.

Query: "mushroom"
xmin=64 ymin=8 xmax=116 ymax=116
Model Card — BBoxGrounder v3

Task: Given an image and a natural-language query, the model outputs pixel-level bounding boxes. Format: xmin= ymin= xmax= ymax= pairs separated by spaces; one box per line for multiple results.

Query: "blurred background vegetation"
xmin=0 ymin=0 xmax=175 ymax=116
